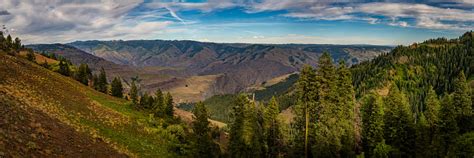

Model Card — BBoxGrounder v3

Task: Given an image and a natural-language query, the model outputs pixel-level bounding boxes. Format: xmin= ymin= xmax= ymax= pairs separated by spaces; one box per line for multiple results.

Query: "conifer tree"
xmin=361 ymin=93 xmax=385 ymax=158
xmin=438 ymin=94 xmax=459 ymax=156
xmin=383 ymin=85 xmax=415 ymax=157
xmin=164 ymin=92 xmax=174 ymax=117
xmin=129 ymin=81 xmax=139 ymax=105
xmin=228 ymin=94 xmax=249 ymax=158
xmin=139 ymin=93 xmax=150 ymax=109
xmin=75 ymin=63 xmax=91 ymax=85
xmin=154 ymin=89 xmax=164 ymax=116
xmin=58 ymin=60 xmax=70 ymax=76
xmin=97 ymin=67 xmax=108 ymax=93
xmin=110 ymin=77 xmax=123 ymax=98
xmin=420 ymin=87 xmax=442 ymax=157
xmin=264 ymin=97 xmax=283 ymax=157
xmin=336 ymin=59 xmax=356 ymax=156
xmin=246 ymin=101 xmax=265 ymax=158
xmin=192 ymin=102 xmax=219 ymax=158
xmin=291 ymin=65 xmax=317 ymax=157
xmin=313 ymin=52 xmax=340 ymax=157
xmin=452 ymin=71 xmax=472 ymax=133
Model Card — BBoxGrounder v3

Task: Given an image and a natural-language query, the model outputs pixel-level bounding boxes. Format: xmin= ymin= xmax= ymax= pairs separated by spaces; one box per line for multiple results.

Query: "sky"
xmin=0 ymin=0 xmax=473 ymax=45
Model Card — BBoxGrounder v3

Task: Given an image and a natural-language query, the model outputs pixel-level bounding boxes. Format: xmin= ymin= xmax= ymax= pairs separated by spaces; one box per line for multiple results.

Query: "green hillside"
xmin=0 ymin=53 xmax=189 ymax=157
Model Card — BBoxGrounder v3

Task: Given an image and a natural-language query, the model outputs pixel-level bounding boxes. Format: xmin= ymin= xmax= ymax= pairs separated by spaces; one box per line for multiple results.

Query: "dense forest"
xmin=1 ymin=30 xmax=473 ymax=157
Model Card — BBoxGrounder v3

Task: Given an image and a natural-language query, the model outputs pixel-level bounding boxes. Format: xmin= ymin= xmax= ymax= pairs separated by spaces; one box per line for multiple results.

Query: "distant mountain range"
xmin=28 ymin=40 xmax=392 ymax=102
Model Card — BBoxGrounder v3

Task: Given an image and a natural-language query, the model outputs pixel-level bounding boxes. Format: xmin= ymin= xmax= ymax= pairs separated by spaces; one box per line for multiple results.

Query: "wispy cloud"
xmin=0 ymin=0 xmax=471 ymax=44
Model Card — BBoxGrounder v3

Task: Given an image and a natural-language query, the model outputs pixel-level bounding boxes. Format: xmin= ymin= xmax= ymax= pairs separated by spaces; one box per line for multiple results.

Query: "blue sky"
xmin=0 ymin=0 xmax=472 ymax=45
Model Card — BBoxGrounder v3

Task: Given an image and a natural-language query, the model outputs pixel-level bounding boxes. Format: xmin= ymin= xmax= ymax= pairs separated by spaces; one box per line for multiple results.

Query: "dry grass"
xmin=167 ymin=74 xmax=222 ymax=103
xmin=0 ymin=53 xmax=177 ymax=157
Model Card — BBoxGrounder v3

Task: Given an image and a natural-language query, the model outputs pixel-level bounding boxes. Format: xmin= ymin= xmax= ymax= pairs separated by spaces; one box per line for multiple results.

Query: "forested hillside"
xmin=2 ymin=29 xmax=473 ymax=157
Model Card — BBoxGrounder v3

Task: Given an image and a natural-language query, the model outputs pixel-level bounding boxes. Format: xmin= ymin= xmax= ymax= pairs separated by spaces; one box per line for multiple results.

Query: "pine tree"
xmin=75 ymin=63 xmax=91 ymax=85
xmin=246 ymin=101 xmax=265 ymax=158
xmin=154 ymin=89 xmax=164 ymax=116
xmin=13 ymin=37 xmax=21 ymax=51
xmin=110 ymin=77 xmax=123 ymax=98
xmin=164 ymin=92 xmax=174 ymax=117
xmin=192 ymin=102 xmax=219 ymax=158
xmin=336 ymin=59 xmax=356 ymax=157
xmin=452 ymin=71 xmax=472 ymax=133
xmin=421 ymin=87 xmax=442 ymax=157
xmin=97 ymin=67 xmax=108 ymax=93
xmin=228 ymin=94 xmax=249 ymax=158
xmin=313 ymin=52 xmax=340 ymax=157
xmin=264 ymin=97 xmax=283 ymax=157
xmin=58 ymin=60 xmax=70 ymax=76
xmin=291 ymin=65 xmax=317 ymax=157
xmin=383 ymin=85 xmax=415 ymax=157
xmin=139 ymin=93 xmax=150 ymax=109
xmin=129 ymin=81 xmax=139 ymax=105
xmin=361 ymin=93 xmax=385 ymax=158
xmin=438 ymin=94 xmax=459 ymax=156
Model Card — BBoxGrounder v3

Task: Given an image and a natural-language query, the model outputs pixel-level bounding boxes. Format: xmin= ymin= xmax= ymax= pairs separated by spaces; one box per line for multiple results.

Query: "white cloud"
xmin=0 ymin=0 xmax=180 ymax=43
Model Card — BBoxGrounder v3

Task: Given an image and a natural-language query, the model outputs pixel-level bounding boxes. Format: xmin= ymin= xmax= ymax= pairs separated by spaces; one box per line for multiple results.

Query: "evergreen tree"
xmin=264 ymin=97 xmax=284 ymax=157
xmin=192 ymin=102 xmax=219 ymax=158
xmin=291 ymin=65 xmax=317 ymax=157
xmin=228 ymin=94 xmax=249 ymax=158
xmin=335 ymin=59 xmax=356 ymax=157
xmin=383 ymin=85 xmax=415 ymax=157
xmin=110 ymin=77 xmax=123 ymax=98
xmin=154 ymin=89 xmax=164 ymax=117
xmin=438 ymin=94 xmax=459 ymax=156
xmin=372 ymin=140 xmax=392 ymax=158
xmin=97 ymin=67 xmax=108 ymax=93
xmin=421 ymin=87 xmax=442 ymax=157
xmin=361 ymin=93 xmax=385 ymax=158
xmin=139 ymin=93 xmax=151 ymax=109
xmin=452 ymin=71 xmax=472 ymax=133
xmin=313 ymin=52 xmax=340 ymax=157
xmin=13 ymin=37 xmax=21 ymax=51
xmin=58 ymin=60 xmax=70 ymax=76
xmin=129 ymin=81 xmax=139 ymax=105
xmin=164 ymin=92 xmax=174 ymax=117
xmin=246 ymin=101 xmax=265 ymax=158
xmin=75 ymin=63 xmax=91 ymax=85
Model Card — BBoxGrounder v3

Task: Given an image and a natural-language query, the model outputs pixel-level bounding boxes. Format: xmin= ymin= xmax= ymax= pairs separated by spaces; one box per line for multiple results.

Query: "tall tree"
xmin=383 ymin=85 xmax=415 ymax=157
xmin=452 ymin=71 xmax=472 ymax=133
xmin=110 ymin=77 xmax=123 ymax=98
xmin=264 ymin=97 xmax=284 ymax=157
xmin=438 ymin=94 xmax=459 ymax=156
xmin=164 ymin=92 xmax=174 ymax=117
xmin=75 ymin=63 xmax=91 ymax=85
xmin=420 ymin=87 xmax=442 ymax=157
xmin=154 ymin=89 xmax=164 ymax=117
xmin=361 ymin=93 xmax=385 ymax=158
xmin=228 ymin=94 xmax=249 ymax=158
xmin=246 ymin=101 xmax=265 ymax=158
xmin=313 ymin=52 xmax=340 ymax=157
xmin=291 ymin=64 xmax=317 ymax=157
xmin=97 ymin=67 xmax=108 ymax=93
xmin=192 ymin=102 xmax=219 ymax=158
xmin=336 ymin=59 xmax=356 ymax=156
xmin=129 ymin=81 xmax=139 ymax=105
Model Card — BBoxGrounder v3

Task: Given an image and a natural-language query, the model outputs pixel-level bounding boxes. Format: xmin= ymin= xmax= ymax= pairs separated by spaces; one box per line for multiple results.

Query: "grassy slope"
xmin=0 ymin=53 xmax=180 ymax=157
